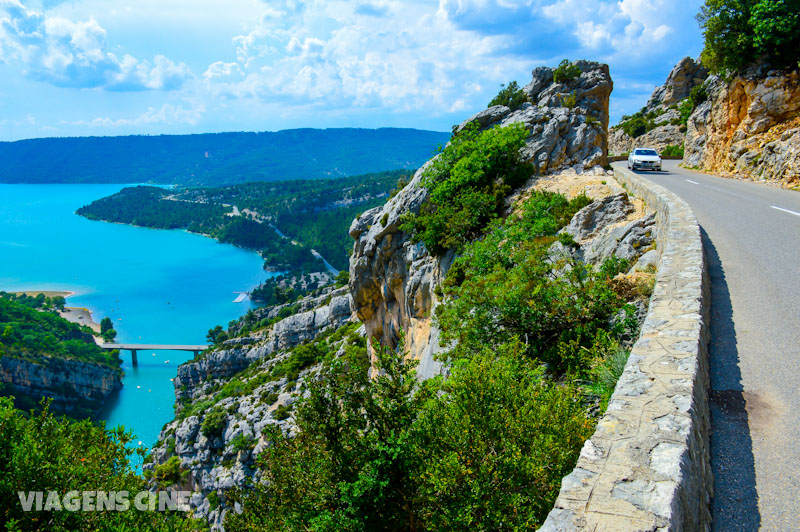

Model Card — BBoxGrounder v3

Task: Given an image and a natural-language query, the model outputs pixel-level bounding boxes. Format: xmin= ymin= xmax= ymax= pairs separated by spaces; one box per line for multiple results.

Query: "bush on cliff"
xmin=553 ymin=59 xmax=581 ymax=83
xmin=225 ymin=341 xmax=594 ymax=532
xmin=400 ymin=122 xmax=533 ymax=255
xmin=488 ymin=80 xmax=528 ymax=111
xmin=436 ymin=190 xmax=631 ymax=376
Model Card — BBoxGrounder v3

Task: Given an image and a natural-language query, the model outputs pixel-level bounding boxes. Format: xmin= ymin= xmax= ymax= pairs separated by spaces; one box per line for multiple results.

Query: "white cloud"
xmin=207 ymin=0 xmax=530 ymax=117
xmin=0 ymin=0 xmax=193 ymax=90
xmin=70 ymin=103 xmax=205 ymax=127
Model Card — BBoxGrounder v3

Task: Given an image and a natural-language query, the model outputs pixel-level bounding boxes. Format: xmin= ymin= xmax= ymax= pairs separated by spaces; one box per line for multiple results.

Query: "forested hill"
xmin=0 ymin=128 xmax=449 ymax=186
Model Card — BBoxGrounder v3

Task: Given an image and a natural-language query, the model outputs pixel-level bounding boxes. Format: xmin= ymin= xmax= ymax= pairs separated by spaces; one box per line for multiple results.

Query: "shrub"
xmin=231 ymin=433 xmax=256 ymax=453
xmin=400 ymin=122 xmax=533 ymax=254
xmin=661 ymin=144 xmax=685 ymax=158
xmin=488 ymin=80 xmax=528 ymax=111
xmin=436 ymin=192 xmax=629 ymax=375
xmin=272 ymin=404 xmax=291 ymax=421
xmin=560 ymin=91 xmax=577 ymax=108
xmin=689 ymin=83 xmax=708 ymax=107
xmin=153 ymin=455 xmax=187 ymax=487
xmin=201 ymin=407 xmax=227 ymax=438
xmin=553 ymin=59 xmax=581 ymax=83
xmin=414 ymin=353 xmax=594 ymax=529
xmin=0 ymin=398 xmax=200 ymax=531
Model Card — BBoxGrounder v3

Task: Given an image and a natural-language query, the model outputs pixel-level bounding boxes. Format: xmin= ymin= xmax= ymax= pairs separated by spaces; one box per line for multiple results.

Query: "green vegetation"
xmin=0 ymin=397 xmax=201 ymax=531
xmin=225 ymin=339 xmax=599 ymax=531
xmin=0 ymin=128 xmax=449 ymax=186
xmin=616 ymin=106 xmax=667 ymax=138
xmin=436 ymin=190 xmax=629 ymax=376
xmin=78 ymin=170 xmax=412 ymax=278
xmin=400 ymin=122 xmax=533 ymax=254
xmin=488 ymin=80 xmax=528 ymax=111
xmin=698 ymin=0 xmax=800 ymax=74
xmin=0 ymin=292 xmax=120 ymax=371
xmin=661 ymin=144 xmax=685 ymax=158
xmin=224 ymin=187 xmax=639 ymax=531
xmin=553 ymin=59 xmax=582 ymax=83
xmin=200 ymin=407 xmax=227 ymax=438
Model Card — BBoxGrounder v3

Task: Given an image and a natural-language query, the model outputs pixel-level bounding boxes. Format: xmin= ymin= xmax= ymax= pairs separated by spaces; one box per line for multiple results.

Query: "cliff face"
xmin=647 ymin=57 xmax=708 ymax=110
xmin=685 ymin=69 xmax=800 ymax=187
xmin=0 ymin=355 xmax=121 ymax=414
xmin=609 ymin=57 xmax=707 ymax=155
xmin=349 ymin=61 xmax=613 ymax=379
xmin=148 ymin=285 xmax=355 ymax=529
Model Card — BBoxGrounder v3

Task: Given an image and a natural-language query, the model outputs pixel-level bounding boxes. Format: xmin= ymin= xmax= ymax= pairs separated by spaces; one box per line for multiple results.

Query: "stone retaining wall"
xmin=539 ymin=167 xmax=712 ymax=531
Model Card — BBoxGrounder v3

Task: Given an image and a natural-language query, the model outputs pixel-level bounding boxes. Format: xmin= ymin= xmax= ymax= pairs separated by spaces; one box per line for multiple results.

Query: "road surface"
xmin=613 ymin=160 xmax=800 ymax=531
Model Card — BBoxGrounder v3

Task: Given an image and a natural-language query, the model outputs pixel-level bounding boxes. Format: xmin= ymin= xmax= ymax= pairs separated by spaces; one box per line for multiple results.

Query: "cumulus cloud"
xmin=209 ymin=0 xmax=531 ymax=117
xmin=0 ymin=0 xmax=193 ymax=90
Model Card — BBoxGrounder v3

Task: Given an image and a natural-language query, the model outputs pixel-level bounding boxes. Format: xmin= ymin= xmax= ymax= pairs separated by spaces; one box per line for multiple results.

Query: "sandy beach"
xmin=9 ymin=289 xmax=76 ymax=298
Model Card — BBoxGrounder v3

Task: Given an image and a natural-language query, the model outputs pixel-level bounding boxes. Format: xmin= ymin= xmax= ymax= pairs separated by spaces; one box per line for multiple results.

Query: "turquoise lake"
xmin=0 ymin=184 xmax=272 ymax=456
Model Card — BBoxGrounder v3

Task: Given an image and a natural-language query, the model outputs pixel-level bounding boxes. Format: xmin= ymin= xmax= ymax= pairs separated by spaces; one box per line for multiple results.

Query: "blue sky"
xmin=0 ymin=0 xmax=704 ymax=141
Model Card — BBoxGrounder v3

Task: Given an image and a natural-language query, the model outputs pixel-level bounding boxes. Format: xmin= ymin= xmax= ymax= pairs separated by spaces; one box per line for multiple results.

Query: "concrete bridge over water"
xmin=100 ymin=343 xmax=208 ymax=365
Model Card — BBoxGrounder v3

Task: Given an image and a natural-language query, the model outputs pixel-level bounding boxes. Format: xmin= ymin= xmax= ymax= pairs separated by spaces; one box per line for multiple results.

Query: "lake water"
xmin=0 ymin=184 xmax=272 ymax=455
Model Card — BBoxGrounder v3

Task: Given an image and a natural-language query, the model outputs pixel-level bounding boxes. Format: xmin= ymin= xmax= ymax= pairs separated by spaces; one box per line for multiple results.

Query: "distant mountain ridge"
xmin=0 ymin=128 xmax=450 ymax=186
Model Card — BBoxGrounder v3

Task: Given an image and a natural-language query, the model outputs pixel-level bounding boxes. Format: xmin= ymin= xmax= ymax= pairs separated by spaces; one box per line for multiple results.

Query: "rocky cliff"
xmin=685 ymin=68 xmax=800 ymax=187
xmin=0 ymin=355 xmax=121 ymax=415
xmin=609 ymin=57 xmax=707 ymax=155
xmin=349 ymin=61 xmax=613 ymax=378
xmin=147 ymin=60 xmax=670 ymax=531
xmin=147 ymin=284 xmax=356 ymax=529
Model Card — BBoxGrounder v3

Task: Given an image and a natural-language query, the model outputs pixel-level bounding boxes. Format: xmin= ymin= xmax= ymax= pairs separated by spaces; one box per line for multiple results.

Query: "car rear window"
xmin=634 ymin=149 xmax=658 ymax=156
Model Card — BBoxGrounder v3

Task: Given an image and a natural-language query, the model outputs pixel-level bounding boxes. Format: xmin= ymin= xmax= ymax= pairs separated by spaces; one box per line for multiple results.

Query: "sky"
xmin=0 ymin=0 xmax=704 ymax=141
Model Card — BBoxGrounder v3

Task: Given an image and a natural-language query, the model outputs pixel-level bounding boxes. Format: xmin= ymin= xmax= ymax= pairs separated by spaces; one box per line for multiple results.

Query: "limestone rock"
xmin=684 ymin=69 xmax=800 ymax=187
xmin=457 ymin=60 xmax=613 ymax=174
xmin=0 ymin=355 xmax=121 ymax=414
xmin=352 ymin=61 xmax=613 ymax=380
xmin=647 ymin=57 xmax=708 ymax=110
xmin=562 ymin=193 xmax=634 ymax=242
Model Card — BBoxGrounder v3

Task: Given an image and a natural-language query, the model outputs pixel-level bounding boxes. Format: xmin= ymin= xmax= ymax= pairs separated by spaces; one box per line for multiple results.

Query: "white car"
xmin=628 ymin=148 xmax=662 ymax=171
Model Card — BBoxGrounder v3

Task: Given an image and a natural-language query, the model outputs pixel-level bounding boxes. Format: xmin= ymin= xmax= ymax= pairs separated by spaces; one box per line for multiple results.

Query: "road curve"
xmin=612 ymin=160 xmax=800 ymax=531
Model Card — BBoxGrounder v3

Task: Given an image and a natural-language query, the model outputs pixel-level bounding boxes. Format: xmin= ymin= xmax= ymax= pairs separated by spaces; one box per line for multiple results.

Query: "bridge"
xmin=100 ymin=343 xmax=209 ymax=365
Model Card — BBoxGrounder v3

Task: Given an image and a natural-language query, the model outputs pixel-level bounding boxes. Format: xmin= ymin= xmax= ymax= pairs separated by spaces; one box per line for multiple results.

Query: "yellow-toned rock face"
xmin=685 ymin=70 xmax=800 ymax=188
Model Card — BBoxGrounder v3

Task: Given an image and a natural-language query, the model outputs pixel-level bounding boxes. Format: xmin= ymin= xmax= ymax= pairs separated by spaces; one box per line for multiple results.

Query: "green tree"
xmin=488 ymin=81 xmax=528 ymax=111
xmin=101 ymin=328 xmax=117 ymax=343
xmin=698 ymin=0 xmax=800 ymax=74
xmin=553 ymin=59 xmax=582 ymax=83
xmin=206 ymin=325 xmax=226 ymax=344
xmin=749 ymin=0 xmax=800 ymax=68
xmin=100 ymin=316 xmax=113 ymax=334
xmin=226 ymin=342 xmax=419 ymax=532
xmin=0 ymin=397 xmax=202 ymax=531
xmin=415 ymin=352 xmax=594 ymax=530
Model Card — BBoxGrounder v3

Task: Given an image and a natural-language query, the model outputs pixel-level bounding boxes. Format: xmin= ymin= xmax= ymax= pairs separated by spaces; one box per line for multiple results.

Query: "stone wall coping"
xmin=538 ymin=167 xmax=712 ymax=531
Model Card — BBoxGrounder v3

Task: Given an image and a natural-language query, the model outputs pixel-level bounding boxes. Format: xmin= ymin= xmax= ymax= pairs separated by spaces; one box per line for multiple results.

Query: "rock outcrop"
xmin=609 ymin=57 xmax=708 ymax=155
xmin=0 ymin=355 xmax=121 ymax=415
xmin=685 ymin=68 xmax=800 ymax=187
xmin=349 ymin=61 xmax=613 ymax=379
xmin=148 ymin=286 xmax=356 ymax=530
xmin=647 ymin=57 xmax=708 ymax=110
xmin=609 ymin=124 xmax=685 ymax=155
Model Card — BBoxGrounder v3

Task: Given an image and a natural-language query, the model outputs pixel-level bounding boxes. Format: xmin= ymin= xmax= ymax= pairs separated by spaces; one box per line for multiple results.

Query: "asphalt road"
xmin=613 ymin=160 xmax=800 ymax=531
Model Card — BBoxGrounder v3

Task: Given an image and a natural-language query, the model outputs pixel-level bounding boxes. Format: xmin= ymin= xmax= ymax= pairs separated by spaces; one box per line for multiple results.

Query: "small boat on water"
xmin=136 ymin=385 xmax=141 ymax=389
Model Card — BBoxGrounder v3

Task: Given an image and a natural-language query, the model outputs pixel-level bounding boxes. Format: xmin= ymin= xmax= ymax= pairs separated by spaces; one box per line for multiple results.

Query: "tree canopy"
xmin=698 ymin=0 xmax=800 ymax=74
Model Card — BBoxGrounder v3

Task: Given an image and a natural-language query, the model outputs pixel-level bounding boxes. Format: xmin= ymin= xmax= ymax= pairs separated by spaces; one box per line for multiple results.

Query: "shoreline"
xmin=7 ymin=288 xmax=103 ymax=336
